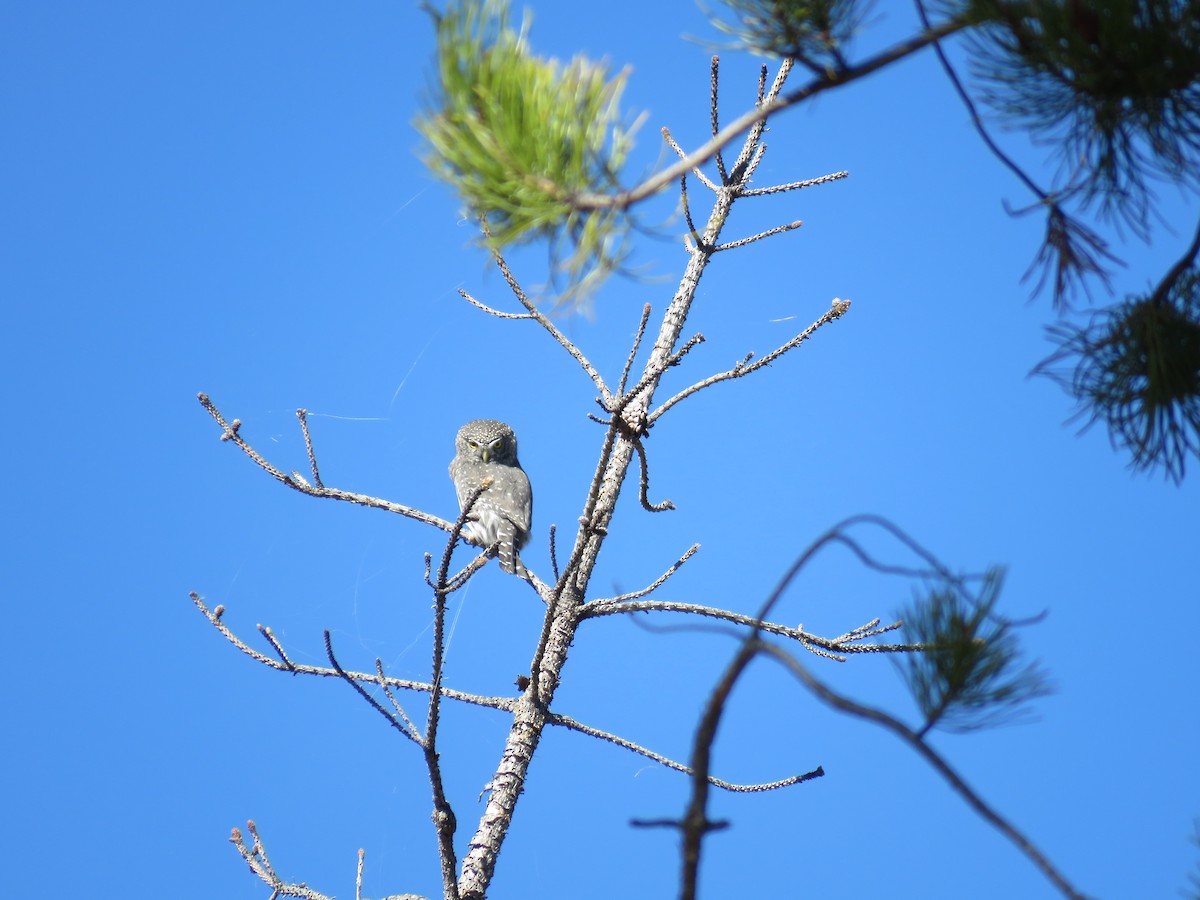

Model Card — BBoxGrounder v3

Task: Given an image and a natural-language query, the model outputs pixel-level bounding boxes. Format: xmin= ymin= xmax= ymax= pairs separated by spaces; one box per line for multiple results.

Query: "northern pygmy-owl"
xmin=448 ymin=419 xmax=532 ymax=577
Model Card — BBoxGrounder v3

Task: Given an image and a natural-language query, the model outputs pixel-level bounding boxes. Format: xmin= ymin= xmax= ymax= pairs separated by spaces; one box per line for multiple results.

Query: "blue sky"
xmin=3 ymin=3 xmax=1198 ymax=898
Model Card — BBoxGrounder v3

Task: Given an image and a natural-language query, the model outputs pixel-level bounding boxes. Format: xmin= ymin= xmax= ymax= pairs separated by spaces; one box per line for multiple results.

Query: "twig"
xmin=586 ymin=544 xmax=700 ymax=604
xmin=742 ymin=170 xmax=849 ymax=197
xmin=611 ymin=331 xmax=706 ymax=418
xmin=377 ymin=658 xmax=422 ymax=741
xmin=230 ymin=820 xmax=332 ymax=900
xmin=547 ymin=711 xmax=823 ymax=793
xmin=650 ymin=298 xmax=851 ymax=423
xmin=680 ymin=175 xmax=701 ymax=251
xmin=425 ymin=485 xmax=493 ymax=900
xmin=296 ymin=408 xmax=323 ymax=488
xmin=325 ymin=630 xmax=421 ymax=744
xmin=632 ymin=438 xmax=675 ymax=512
xmin=710 ymin=56 xmax=728 ymax=184
xmin=485 ymin=238 xmax=615 ymax=406
xmin=549 ymin=524 xmax=560 ymax=583
xmin=732 ymin=141 xmax=768 ymax=188
xmin=256 ymin=623 xmax=296 ymax=671
xmin=713 ymin=219 xmax=803 ymax=253
xmin=457 ymin=288 xmax=535 ymax=319
xmin=663 ymin=127 xmax=718 ymax=193
xmin=618 ymin=304 xmax=654 ymax=395
xmin=424 ymin=549 xmax=492 ymax=594
xmin=579 ymin=599 xmax=913 ymax=659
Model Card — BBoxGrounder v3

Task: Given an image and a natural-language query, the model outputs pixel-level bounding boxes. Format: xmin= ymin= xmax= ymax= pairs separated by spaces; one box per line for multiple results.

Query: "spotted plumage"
xmin=448 ymin=419 xmax=532 ymax=577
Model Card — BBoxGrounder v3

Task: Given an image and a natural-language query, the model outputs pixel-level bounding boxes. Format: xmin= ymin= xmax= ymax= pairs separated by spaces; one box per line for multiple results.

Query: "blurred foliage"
xmin=964 ymin=0 xmax=1200 ymax=232
xmin=417 ymin=0 xmax=640 ymax=305
xmin=705 ymin=0 xmax=866 ymax=69
xmin=1187 ymin=819 xmax=1200 ymax=899
xmin=1041 ymin=268 xmax=1200 ymax=481
xmin=898 ymin=568 xmax=1051 ymax=735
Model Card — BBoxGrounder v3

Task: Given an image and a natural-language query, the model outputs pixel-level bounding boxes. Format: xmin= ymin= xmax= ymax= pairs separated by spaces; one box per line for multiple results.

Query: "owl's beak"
xmin=480 ymin=449 xmax=490 ymax=464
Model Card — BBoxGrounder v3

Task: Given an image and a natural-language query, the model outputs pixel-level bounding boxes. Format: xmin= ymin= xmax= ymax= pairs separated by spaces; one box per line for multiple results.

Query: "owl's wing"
xmin=510 ymin=467 xmax=533 ymax=547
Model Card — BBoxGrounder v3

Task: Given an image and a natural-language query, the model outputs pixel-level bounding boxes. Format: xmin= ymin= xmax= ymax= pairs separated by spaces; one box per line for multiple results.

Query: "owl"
xmin=448 ymin=419 xmax=533 ymax=577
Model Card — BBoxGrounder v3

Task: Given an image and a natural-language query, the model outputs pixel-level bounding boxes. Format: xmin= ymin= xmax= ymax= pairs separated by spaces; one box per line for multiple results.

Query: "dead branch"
xmin=742 ymin=170 xmax=849 ymax=197
xmin=231 ymin=820 xmax=333 ymax=900
xmin=198 ymin=393 xmax=452 ymax=533
xmin=325 ymin=630 xmax=421 ymax=744
xmin=663 ymin=126 xmax=718 ymax=193
xmin=650 ymin=298 xmax=852 ymax=423
xmin=632 ymin=438 xmax=674 ymax=512
xmin=296 ymin=408 xmax=323 ymax=487
xmin=710 ymin=56 xmax=728 ymax=184
xmin=712 ymin=219 xmax=802 ymax=253
xmin=579 ymin=599 xmax=913 ymax=660
xmin=457 ymin=288 xmax=535 ymax=319
xmin=484 ymin=236 xmax=615 ymax=407
xmin=618 ymin=303 xmax=653 ymax=395
xmin=423 ymin=484 xmax=496 ymax=900
xmin=680 ymin=175 xmax=700 ymax=251
xmin=547 ymin=711 xmax=824 ymax=793
xmin=377 ymin=658 xmax=421 ymax=740
xmin=588 ymin=544 xmax=700 ymax=604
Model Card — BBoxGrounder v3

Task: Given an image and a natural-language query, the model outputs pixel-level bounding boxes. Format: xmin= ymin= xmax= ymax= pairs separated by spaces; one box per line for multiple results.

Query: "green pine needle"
xmin=417 ymin=0 xmax=639 ymax=306
xmin=899 ymin=567 xmax=1051 ymax=735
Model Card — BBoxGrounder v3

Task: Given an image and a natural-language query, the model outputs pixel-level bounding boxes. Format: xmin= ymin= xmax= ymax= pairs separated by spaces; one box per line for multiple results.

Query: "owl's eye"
xmin=493 ymin=439 xmax=505 ymax=451
xmin=467 ymin=440 xmax=479 ymax=449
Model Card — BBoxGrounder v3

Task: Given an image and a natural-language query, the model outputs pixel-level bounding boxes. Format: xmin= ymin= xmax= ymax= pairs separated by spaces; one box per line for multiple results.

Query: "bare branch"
xmin=663 ymin=127 xmax=719 ymax=193
xmin=547 ymin=711 xmax=824 ymax=793
xmin=377 ymin=658 xmax=422 ymax=741
xmin=198 ymin=393 xmax=453 ymax=532
xmin=485 ymin=238 xmax=615 ymax=406
xmin=256 ymin=623 xmax=296 ymax=671
xmin=680 ymin=175 xmax=701 ymax=252
xmin=325 ymin=630 xmax=421 ymax=744
xmin=458 ymin=287 xmax=535 ymax=319
xmin=651 ymin=298 xmax=852 ymax=422
xmin=549 ymin=524 xmax=560 ymax=583
xmin=712 ymin=219 xmax=803 ymax=253
xmin=742 ymin=169 xmax=849 ymax=197
xmin=610 ymin=331 xmax=706 ymax=418
xmin=733 ymin=141 xmax=768 ymax=188
xmin=190 ymin=593 xmax=514 ymax=713
xmin=586 ymin=543 xmax=700 ymax=604
xmin=632 ymin=438 xmax=675 ymax=513
xmin=424 ymin=485 xmax=497 ymax=900
xmin=231 ymin=820 xmax=332 ymax=900
xmin=295 ymin=408 xmax=323 ymax=487
xmin=710 ymin=56 xmax=728 ymax=184
xmin=580 ymin=599 xmax=913 ymax=660
xmin=618 ymin=303 xmax=654 ymax=395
